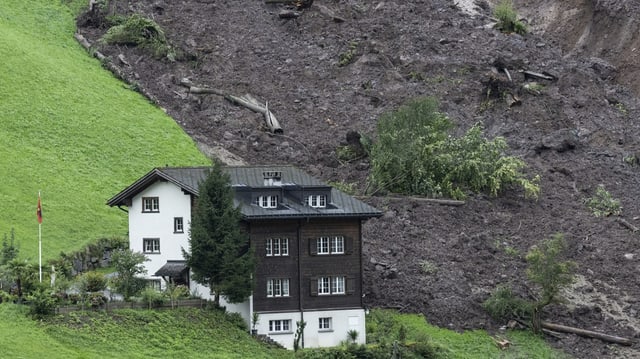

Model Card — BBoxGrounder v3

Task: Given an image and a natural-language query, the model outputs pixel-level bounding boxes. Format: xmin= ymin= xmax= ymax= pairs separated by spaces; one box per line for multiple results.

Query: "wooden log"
xmin=178 ymin=79 xmax=283 ymax=134
xmin=279 ymin=10 xmax=301 ymax=19
xmin=384 ymin=196 xmax=465 ymax=206
xmin=265 ymin=0 xmax=313 ymax=9
xmin=616 ymin=217 xmax=639 ymax=232
xmin=521 ymin=70 xmax=556 ymax=81
xmin=541 ymin=321 xmax=634 ymax=346
xmin=503 ymin=68 xmax=512 ymax=82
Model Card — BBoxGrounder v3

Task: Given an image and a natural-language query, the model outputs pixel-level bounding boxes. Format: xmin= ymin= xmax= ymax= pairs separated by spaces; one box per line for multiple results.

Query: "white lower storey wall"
xmin=255 ymin=309 xmax=366 ymax=349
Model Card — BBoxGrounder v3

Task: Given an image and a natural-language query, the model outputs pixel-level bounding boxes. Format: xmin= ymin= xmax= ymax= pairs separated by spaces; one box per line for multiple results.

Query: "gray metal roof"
xmin=107 ymin=165 xmax=381 ymax=219
xmin=154 ymin=260 xmax=188 ymax=277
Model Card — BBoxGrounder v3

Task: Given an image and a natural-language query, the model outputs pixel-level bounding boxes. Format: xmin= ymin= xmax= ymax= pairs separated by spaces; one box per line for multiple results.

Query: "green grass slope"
xmin=0 ymin=0 xmax=209 ymax=261
xmin=367 ymin=309 xmax=568 ymax=359
xmin=0 ymin=304 xmax=293 ymax=359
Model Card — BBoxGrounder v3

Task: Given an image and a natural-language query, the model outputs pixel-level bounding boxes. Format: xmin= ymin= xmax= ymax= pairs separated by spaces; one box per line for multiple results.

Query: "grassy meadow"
xmin=0 ymin=0 xmax=209 ymax=261
xmin=0 ymin=304 xmax=294 ymax=359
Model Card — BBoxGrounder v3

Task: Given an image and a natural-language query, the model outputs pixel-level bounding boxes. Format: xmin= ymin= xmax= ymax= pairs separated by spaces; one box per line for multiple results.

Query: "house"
xmin=107 ymin=165 xmax=382 ymax=349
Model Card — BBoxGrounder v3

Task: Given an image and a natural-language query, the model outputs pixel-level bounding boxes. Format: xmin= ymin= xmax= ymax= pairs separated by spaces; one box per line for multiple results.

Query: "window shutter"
xmin=310 ymin=277 xmax=318 ymax=296
xmin=346 ymin=276 xmax=356 ymax=295
xmin=345 ymin=236 xmax=354 ymax=255
xmin=309 ymin=238 xmax=318 ymax=256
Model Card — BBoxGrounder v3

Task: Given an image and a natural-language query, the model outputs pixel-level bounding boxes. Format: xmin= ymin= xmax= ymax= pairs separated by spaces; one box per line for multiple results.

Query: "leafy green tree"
xmin=370 ymin=97 xmax=539 ymax=199
xmin=184 ymin=161 xmax=255 ymax=306
xmin=4 ymin=259 xmax=37 ymax=301
xmin=165 ymin=283 xmax=189 ymax=309
xmin=526 ymin=233 xmax=576 ymax=332
xmin=110 ymin=249 xmax=148 ymax=300
xmin=27 ymin=282 xmax=57 ymax=318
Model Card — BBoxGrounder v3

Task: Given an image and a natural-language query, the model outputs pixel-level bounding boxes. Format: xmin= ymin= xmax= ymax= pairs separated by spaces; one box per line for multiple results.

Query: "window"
xmin=267 ymin=278 xmax=290 ymax=297
xmin=319 ymin=317 xmax=332 ymax=331
xmin=269 ymin=319 xmax=291 ymax=333
xmin=266 ymin=238 xmax=289 ymax=256
xmin=315 ymin=236 xmax=344 ymax=255
xmin=306 ymin=195 xmax=327 ymax=208
xmin=143 ymin=238 xmax=160 ymax=254
xmin=142 ymin=197 xmax=159 ymax=212
xmin=330 ymin=236 xmax=344 ymax=254
xmin=317 ymin=277 xmax=330 ymax=295
xmin=331 ymin=276 xmax=345 ymax=294
xmin=314 ymin=276 xmax=347 ymax=296
xmin=317 ymin=237 xmax=329 ymax=255
xmin=174 ymin=217 xmax=184 ymax=233
xmin=256 ymin=195 xmax=278 ymax=208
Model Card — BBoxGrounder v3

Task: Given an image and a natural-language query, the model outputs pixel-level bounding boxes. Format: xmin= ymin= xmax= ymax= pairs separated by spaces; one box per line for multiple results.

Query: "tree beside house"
xmin=107 ymin=164 xmax=381 ymax=349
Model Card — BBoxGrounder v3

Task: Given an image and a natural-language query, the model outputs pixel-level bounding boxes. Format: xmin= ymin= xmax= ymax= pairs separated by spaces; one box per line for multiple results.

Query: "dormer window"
xmin=306 ymin=195 xmax=327 ymax=208
xmin=257 ymin=195 xmax=278 ymax=208
xmin=263 ymin=171 xmax=282 ymax=186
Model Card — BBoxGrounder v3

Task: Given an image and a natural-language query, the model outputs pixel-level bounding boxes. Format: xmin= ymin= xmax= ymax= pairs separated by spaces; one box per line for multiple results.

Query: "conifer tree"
xmin=185 ymin=161 xmax=255 ymax=306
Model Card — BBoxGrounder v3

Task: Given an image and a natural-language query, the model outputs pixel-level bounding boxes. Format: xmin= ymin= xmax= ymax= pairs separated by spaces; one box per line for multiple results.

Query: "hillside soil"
xmin=77 ymin=1 xmax=640 ymax=357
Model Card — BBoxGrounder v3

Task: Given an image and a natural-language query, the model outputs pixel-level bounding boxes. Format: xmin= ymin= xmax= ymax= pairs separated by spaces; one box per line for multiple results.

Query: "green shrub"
xmin=225 ymin=311 xmax=249 ymax=331
xmin=101 ymin=14 xmax=171 ymax=58
xmin=338 ymin=41 xmax=359 ymax=67
xmin=583 ymin=184 xmax=622 ymax=217
xmin=494 ymin=0 xmax=527 ymax=35
xmin=139 ymin=287 xmax=165 ymax=309
xmin=27 ymin=284 xmax=57 ymax=318
xmin=482 ymin=284 xmax=532 ymax=321
xmin=79 ymin=271 xmax=107 ymax=292
xmin=87 ymin=291 xmax=107 ymax=308
xmin=369 ymin=97 xmax=539 ymax=199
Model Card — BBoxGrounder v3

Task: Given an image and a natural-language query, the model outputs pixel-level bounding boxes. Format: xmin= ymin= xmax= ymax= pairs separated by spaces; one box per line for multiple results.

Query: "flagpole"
xmin=39 ymin=219 xmax=42 ymax=283
xmin=38 ymin=191 xmax=42 ymax=283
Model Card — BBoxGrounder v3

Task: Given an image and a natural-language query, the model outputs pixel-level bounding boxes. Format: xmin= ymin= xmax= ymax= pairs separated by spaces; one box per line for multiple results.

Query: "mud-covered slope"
xmin=77 ymin=1 xmax=640 ymax=357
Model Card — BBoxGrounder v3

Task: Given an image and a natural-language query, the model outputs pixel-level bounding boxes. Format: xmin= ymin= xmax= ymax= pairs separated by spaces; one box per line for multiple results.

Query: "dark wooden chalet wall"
xmin=250 ymin=218 xmax=363 ymax=313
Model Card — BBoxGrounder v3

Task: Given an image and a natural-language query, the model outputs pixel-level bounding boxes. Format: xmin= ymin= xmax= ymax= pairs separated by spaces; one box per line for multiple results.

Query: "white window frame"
xmin=318 ymin=277 xmax=330 ymax=295
xmin=269 ymin=319 xmax=291 ymax=333
xmin=266 ymin=238 xmax=289 ymax=257
xmin=306 ymin=194 xmax=327 ymax=208
xmin=142 ymin=197 xmax=159 ymax=213
xmin=330 ymin=236 xmax=344 ymax=254
xmin=257 ymin=195 xmax=278 ymax=208
xmin=267 ymin=278 xmax=290 ymax=297
xmin=317 ymin=237 xmax=329 ymax=255
xmin=331 ymin=276 xmax=345 ymax=294
xmin=174 ymin=217 xmax=184 ymax=233
xmin=143 ymin=238 xmax=160 ymax=254
xmin=319 ymin=317 xmax=332 ymax=331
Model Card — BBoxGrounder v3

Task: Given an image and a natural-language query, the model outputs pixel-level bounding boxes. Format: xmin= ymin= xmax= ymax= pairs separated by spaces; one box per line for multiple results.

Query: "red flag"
xmin=37 ymin=194 xmax=43 ymax=224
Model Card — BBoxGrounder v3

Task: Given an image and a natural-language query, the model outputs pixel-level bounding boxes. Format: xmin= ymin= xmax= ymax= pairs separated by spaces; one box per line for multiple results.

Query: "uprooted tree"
xmin=484 ymin=233 xmax=577 ymax=332
xmin=368 ymin=97 xmax=539 ymax=200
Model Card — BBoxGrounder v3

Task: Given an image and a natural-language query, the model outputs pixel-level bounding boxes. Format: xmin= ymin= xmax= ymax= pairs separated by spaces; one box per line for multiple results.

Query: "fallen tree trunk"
xmin=521 ymin=70 xmax=556 ymax=81
xmin=616 ymin=217 xmax=638 ymax=232
xmin=385 ymin=196 xmax=465 ymax=206
xmin=541 ymin=321 xmax=634 ymax=346
xmin=180 ymin=78 xmax=283 ymax=134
